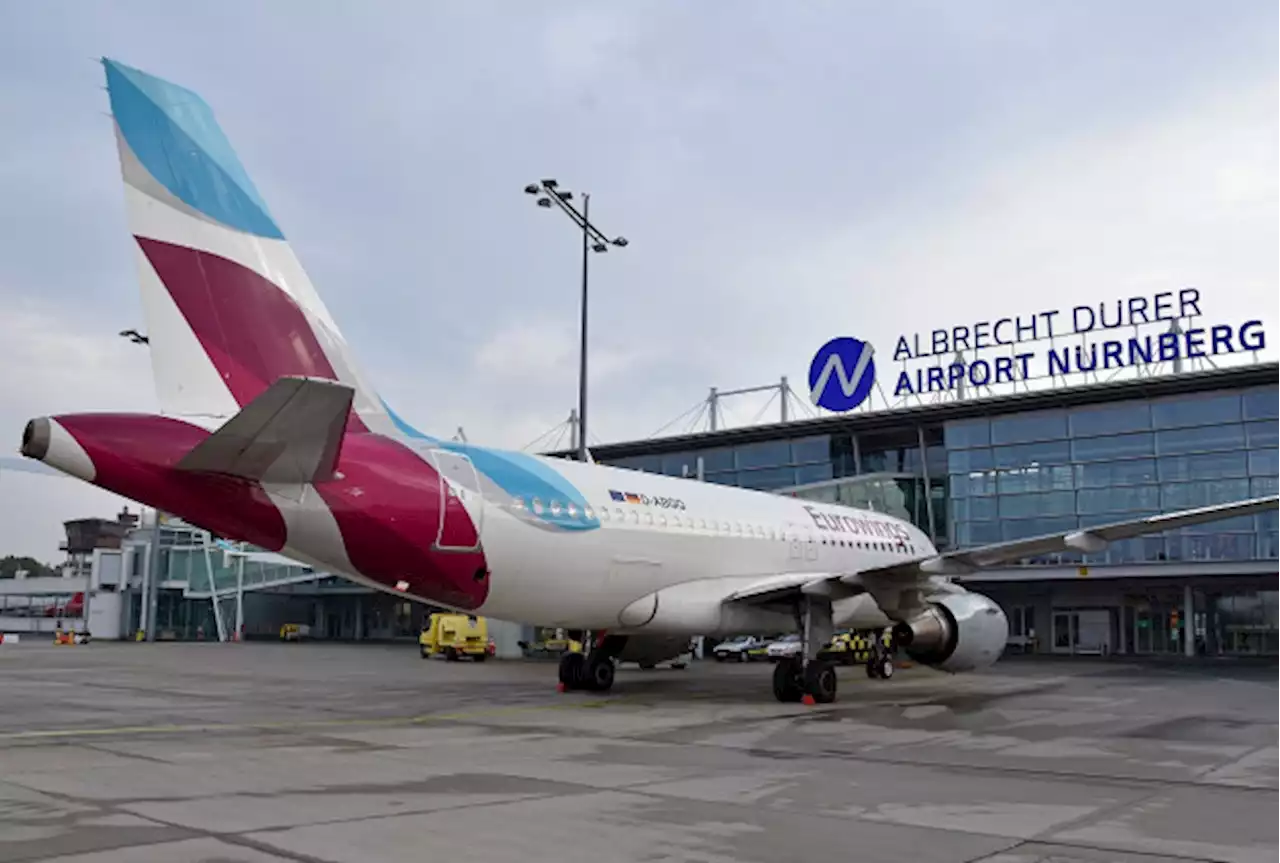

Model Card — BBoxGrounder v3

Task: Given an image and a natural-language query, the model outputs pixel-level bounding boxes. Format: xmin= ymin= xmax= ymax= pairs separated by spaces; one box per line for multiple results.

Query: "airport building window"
xmin=998 ymin=491 xmax=1076 ymax=519
xmin=794 ymin=462 xmax=835 ymax=485
xmin=1077 ymin=485 xmax=1161 ymax=514
xmin=1071 ymin=432 xmax=1154 ymax=461
xmin=1249 ymin=450 xmax=1280 ymax=476
xmin=1158 ymin=452 xmax=1249 ymax=482
xmin=993 ymin=440 xmax=1072 ymax=469
xmin=738 ymin=466 xmax=798 ymax=490
xmin=1068 ymin=402 xmax=1152 ymax=437
xmin=945 ymin=418 xmax=991 ymax=449
xmin=1245 ymin=420 xmax=1279 ymax=448
xmin=1152 ymin=392 xmax=1242 ymax=429
xmin=699 ymin=447 xmax=736 ymax=472
xmin=1155 ymin=425 xmax=1246 ymax=455
xmin=1242 ymin=386 xmax=1279 ymax=420
xmin=1077 ymin=459 xmax=1158 ymax=488
xmin=1251 ymin=476 xmax=1279 ymax=497
xmin=735 ymin=440 xmax=793 ymax=470
xmin=945 ymin=384 xmax=1278 ymax=565
xmin=995 ymin=464 xmax=1075 ymax=494
xmin=990 ymin=410 xmax=1068 ymax=445
xmin=790 ymin=436 xmax=832 ymax=464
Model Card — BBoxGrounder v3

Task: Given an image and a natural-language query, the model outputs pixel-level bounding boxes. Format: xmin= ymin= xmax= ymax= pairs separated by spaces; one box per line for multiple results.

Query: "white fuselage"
xmin=372 ymin=441 xmax=937 ymax=635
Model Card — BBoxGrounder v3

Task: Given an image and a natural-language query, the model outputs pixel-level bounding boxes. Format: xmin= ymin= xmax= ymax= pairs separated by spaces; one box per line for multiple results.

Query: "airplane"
xmin=18 ymin=59 xmax=1279 ymax=704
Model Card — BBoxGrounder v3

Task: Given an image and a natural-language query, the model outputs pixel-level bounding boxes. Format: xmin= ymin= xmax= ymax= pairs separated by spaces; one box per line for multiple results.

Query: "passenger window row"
xmin=508 ymin=496 xmax=917 ymax=555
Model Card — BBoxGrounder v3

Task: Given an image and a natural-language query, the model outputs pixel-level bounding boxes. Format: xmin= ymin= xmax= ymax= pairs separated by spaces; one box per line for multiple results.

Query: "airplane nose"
xmin=21 ymin=418 xmax=50 ymax=461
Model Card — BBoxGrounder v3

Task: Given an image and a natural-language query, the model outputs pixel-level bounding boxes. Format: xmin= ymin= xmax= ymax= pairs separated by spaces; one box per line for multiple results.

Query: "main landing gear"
xmin=558 ymin=633 xmax=627 ymax=693
xmin=772 ymin=596 xmax=838 ymax=704
xmin=866 ymin=648 xmax=894 ymax=680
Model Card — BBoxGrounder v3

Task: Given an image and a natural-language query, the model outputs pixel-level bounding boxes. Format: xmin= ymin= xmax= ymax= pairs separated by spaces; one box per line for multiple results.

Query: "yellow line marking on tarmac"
xmin=0 ymin=697 xmax=625 ymax=742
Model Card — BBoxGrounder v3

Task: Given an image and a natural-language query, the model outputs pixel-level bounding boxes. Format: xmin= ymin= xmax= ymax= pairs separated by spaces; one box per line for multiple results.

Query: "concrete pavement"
xmin=0 ymin=643 xmax=1275 ymax=862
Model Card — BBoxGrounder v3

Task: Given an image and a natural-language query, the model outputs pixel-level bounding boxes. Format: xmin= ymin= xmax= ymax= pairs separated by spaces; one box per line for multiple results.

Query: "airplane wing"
xmin=728 ymin=495 xmax=1280 ymax=611
xmin=726 ymin=571 xmax=854 ymax=606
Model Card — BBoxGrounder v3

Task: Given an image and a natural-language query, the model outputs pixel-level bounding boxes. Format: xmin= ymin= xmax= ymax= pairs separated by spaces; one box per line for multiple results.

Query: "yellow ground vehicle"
xmin=419 ymin=613 xmax=495 ymax=661
xmin=518 ymin=628 xmax=583 ymax=659
xmin=818 ymin=628 xmax=896 ymax=678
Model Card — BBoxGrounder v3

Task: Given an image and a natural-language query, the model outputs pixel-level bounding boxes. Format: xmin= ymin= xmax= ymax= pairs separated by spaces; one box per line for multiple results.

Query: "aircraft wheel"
xmin=804 ymin=661 xmax=838 ymax=704
xmin=772 ymin=658 xmax=804 ymax=703
xmin=866 ymin=653 xmax=893 ymax=679
xmin=583 ymin=657 xmax=615 ymax=692
xmin=558 ymin=651 xmax=586 ymax=689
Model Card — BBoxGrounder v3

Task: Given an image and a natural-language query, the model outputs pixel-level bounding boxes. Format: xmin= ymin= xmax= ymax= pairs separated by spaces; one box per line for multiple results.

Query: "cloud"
xmin=717 ymin=74 xmax=1279 ymax=388
xmin=0 ymin=0 xmax=1274 ymax=560
xmin=472 ymin=316 xmax=649 ymax=388
xmin=0 ymin=304 xmax=155 ymax=560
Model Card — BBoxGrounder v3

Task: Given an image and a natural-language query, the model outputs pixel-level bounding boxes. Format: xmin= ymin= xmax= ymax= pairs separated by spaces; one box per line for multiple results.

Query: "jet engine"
xmin=891 ymin=591 xmax=1008 ymax=673
xmin=616 ymin=636 xmax=693 ymax=668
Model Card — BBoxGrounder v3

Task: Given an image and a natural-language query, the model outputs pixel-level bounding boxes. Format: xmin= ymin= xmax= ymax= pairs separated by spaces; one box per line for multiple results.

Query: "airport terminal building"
xmin=1 ymin=53 xmax=1271 ymax=664
xmin=569 ymin=364 xmax=1279 ymax=659
xmin=6 ymin=365 xmax=1275 ymax=660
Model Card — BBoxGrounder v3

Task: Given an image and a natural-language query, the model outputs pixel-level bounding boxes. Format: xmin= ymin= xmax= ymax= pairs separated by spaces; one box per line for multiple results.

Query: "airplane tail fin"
xmin=102 ymin=59 xmax=396 ymax=435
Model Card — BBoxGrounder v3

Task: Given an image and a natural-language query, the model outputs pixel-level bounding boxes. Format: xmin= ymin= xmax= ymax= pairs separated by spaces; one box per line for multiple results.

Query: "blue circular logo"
xmin=809 ymin=337 xmax=876 ymax=412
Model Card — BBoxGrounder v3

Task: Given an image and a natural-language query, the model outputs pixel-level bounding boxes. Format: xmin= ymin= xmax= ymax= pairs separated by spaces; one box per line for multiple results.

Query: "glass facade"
xmin=600 ymin=382 xmax=1276 ymax=564
xmin=1207 ymin=589 xmax=1279 ymax=655
xmin=606 ymin=435 xmax=837 ymax=490
xmin=945 ymin=385 xmax=1278 ymax=564
xmin=164 ymin=542 xmax=316 ymax=597
xmin=582 ymin=374 xmax=1277 ymax=656
xmin=603 ymin=431 xmax=948 ymax=538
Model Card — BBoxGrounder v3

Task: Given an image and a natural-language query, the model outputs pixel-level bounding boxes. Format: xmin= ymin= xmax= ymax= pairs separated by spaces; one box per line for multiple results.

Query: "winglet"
xmin=177 ymin=376 xmax=354 ymax=483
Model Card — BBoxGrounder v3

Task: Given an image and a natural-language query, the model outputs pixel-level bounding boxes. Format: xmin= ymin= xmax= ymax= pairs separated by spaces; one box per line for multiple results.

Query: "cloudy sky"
xmin=1 ymin=1 xmax=1275 ymax=561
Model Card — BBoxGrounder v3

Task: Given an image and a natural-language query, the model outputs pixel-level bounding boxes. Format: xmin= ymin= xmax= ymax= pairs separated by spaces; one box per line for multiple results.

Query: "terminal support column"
xmin=1183 ymin=583 xmax=1195 ymax=658
xmin=916 ymin=425 xmax=938 ymax=544
xmin=145 ymin=509 xmax=162 ymax=642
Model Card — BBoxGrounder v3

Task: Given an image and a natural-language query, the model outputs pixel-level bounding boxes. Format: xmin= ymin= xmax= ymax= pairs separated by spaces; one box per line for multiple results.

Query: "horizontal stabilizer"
xmin=177 ymin=376 xmax=353 ymax=483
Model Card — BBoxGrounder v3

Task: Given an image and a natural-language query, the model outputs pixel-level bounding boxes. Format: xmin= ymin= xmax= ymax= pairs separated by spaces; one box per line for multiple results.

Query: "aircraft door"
xmin=786 ymin=525 xmax=804 ymax=562
xmin=428 ymin=449 xmax=484 ymax=552
xmin=804 ymin=532 xmax=819 ymax=562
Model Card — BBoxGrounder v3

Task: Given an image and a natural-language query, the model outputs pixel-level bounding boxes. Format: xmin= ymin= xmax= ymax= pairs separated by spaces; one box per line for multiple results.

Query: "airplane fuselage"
xmin=435 ymin=443 xmax=933 ymax=631
xmin=24 ymin=413 xmax=931 ymax=636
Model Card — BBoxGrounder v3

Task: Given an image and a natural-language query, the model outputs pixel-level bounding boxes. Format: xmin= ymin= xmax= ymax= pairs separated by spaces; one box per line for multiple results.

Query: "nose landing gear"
xmin=557 ymin=633 xmax=627 ymax=693
xmin=866 ymin=650 xmax=894 ymax=680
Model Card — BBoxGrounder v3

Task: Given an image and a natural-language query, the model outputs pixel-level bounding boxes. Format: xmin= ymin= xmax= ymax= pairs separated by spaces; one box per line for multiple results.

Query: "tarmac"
xmin=0 ymin=643 xmax=1275 ymax=863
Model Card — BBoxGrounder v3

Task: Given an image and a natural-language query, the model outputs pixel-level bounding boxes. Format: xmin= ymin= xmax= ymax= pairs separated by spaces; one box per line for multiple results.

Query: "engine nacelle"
xmin=891 ymin=591 xmax=1008 ymax=673
xmin=617 ymin=636 xmax=692 ymax=667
